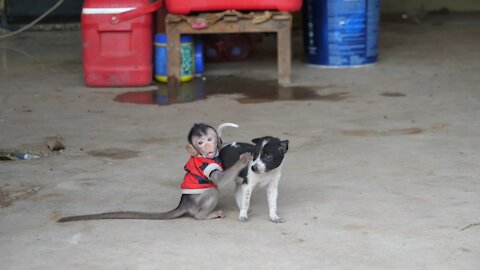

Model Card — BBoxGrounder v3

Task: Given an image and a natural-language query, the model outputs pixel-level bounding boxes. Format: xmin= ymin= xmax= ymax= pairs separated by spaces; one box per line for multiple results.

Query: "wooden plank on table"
xmin=223 ymin=15 xmax=239 ymax=22
xmin=172 ymin=19 xmax=290 ymax=34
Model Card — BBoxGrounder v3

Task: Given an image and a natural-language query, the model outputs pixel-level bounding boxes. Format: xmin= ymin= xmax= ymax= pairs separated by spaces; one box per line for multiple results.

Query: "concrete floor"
xmin=1 ymin=15 xmax=480 ymax=270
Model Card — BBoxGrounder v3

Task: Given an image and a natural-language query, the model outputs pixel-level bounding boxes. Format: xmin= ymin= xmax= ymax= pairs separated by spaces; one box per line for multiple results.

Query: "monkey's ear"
xmin=185 ymin=144 xmax=198 ymax=156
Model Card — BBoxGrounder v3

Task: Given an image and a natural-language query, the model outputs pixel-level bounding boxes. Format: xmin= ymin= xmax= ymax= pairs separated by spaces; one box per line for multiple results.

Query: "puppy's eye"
xmin=265 ymin=155 xmax=272 ymax=161
xmin=198 ymin=141 xmax=203 ymax=145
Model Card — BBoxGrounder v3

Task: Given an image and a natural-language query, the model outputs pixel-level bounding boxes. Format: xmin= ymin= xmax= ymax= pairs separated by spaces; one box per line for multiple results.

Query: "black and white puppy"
xmin=220 ymin=137 xmax=289 ymax=223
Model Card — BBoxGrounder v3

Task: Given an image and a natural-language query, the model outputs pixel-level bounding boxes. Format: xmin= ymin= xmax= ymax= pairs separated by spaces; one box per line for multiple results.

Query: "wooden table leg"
xmin=277 ymin=23 xmax=292 ymax=86
xmin=166 ymin=24 xmax=181 ymax=86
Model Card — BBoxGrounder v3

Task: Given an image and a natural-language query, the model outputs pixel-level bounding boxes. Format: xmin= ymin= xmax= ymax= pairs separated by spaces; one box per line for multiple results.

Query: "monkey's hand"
xmin=209 ymin=153 xmax=252 ymax=186
xmin=238 ymin=152 xmax=253 ymax=166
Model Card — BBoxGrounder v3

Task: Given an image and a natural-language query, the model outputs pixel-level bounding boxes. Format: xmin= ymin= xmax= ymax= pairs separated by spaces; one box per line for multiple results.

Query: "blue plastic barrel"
xmin=155 ymin=34 xmax=193 ymax=83
xmin=303 ymin=0 xmax=379 ymax=67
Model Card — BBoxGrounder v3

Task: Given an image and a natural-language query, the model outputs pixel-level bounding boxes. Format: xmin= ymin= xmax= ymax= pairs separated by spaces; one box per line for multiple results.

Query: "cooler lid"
xmin=82 ymin=0 xmax=150 ymax=14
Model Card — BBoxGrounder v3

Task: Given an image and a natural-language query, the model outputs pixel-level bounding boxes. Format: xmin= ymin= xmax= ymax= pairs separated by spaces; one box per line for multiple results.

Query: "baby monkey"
xmin=58 ymin=123 xmax=252 ymax=222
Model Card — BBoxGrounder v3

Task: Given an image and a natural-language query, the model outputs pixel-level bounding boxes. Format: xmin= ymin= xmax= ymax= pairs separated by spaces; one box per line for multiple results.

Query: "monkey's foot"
xmin=208 ymin=210 xmax=225 ymax=219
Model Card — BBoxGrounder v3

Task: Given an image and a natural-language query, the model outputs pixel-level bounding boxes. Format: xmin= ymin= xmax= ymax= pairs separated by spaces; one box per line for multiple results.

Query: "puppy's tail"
xmin=57 ymin=207 xmax=186 ymax=223
xmin=217 ymin=122 xmax=239 ymax=141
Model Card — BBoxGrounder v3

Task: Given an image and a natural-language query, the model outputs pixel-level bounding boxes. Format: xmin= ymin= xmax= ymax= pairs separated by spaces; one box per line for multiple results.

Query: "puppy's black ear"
xmin=252 ymin=138 xmax=262 ymax=144
xmin=279 ymin=140 xmax=289 ymax=154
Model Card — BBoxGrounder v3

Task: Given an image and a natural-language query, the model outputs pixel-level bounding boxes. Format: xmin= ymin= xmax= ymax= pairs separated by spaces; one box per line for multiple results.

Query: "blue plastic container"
xmin=155 ymin=34 xmax=193 ymax=83
xmin=194 ymin=37 xmax=204 ymax=74
xmin=303 ymin=0 xmax=379 ymax=67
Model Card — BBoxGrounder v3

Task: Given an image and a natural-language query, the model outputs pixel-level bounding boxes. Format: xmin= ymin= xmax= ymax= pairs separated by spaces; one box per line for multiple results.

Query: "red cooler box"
xmin=166 ymin=0 xmax=302 ymax=15
xmin=82 ymin=0 xmax=162 ymax=87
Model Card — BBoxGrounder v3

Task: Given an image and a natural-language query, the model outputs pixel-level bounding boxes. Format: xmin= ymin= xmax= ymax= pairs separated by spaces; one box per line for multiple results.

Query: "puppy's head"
xmin=250 ymin=136 xmax=289 ymax=174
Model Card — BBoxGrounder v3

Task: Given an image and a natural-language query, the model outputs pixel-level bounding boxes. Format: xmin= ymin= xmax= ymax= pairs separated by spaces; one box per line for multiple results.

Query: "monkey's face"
xmin=192 ymin=128 xmax=219 ymax=159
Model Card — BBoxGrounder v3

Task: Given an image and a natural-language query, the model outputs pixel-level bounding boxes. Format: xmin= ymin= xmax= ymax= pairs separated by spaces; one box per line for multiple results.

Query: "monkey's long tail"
xmin=57 ymin=207 xmax=186 ymax=223
xmin=217 ymin=122 xmax=239 ymax=138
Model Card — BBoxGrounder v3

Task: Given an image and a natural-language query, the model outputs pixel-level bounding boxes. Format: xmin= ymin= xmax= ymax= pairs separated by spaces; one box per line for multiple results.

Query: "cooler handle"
xmin=111 ymin=0 xmax=163 ymax=24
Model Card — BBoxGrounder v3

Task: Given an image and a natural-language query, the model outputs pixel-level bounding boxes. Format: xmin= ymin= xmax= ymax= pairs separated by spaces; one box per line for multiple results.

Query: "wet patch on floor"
xmin=114 ymin=75 xmax=349 ymax=106
xmin=36 ymin=193 xmax=62 ymax=199
xmin=431 ymin=123 xmax=449 ymax=131
xmin=0 ymin=185 xmax=41 ymax=208
xmin=381 ymin=92 xmax=407 ymax=97
xmin=87 ymin=148 xmax=140 ymax=160
xmin=342 ymin=127 xmax=424 ymax=137
xmin=75 ymin=178 xmax=96 ymax=186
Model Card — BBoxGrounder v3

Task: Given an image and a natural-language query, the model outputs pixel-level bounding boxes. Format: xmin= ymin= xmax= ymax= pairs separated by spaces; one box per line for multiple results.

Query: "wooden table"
xmin=165 ymin=12 xmax=292 ymax=86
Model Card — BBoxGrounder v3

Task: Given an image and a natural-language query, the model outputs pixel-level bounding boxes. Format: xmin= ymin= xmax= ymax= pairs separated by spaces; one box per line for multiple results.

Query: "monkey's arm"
xmin=209 ymin=153 xmax=252 ymax=186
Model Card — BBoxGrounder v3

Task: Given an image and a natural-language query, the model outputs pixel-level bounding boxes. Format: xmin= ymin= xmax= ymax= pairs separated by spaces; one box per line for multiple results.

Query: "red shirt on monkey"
xmin=181 ymin=156 xmax=223 ymax=194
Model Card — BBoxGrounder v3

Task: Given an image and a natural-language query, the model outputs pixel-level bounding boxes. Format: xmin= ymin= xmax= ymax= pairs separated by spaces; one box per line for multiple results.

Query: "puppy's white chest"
xmin=247 ymin=168 xmax=281 ymax=188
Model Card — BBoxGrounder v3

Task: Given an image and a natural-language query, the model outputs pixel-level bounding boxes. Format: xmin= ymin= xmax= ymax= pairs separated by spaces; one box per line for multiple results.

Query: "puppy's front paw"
xmin=239 ymin=215 xmax=249 ymax=223
xmin=270 ymin=216 xmax=286 ymax=223
xmin=239 ymin=152 xmax=253 ymax=165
